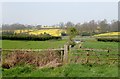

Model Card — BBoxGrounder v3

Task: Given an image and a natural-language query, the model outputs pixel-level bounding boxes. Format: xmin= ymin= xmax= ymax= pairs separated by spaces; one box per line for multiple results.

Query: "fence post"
xmin=63 ymin=44 xmax=69 ymax=64
xmin=78 ymin=43 xmax=82 ymax=49
xmin=106 ymin=51 xmax=109 ymax=64
xmin=86 ymin=52 xmax=90 ymax=64
xmin=61 ymin=48 xmax=63 ymax=62
xmin=69 ymin=45 xmax=71 ymax=51
xmin=0 ymin=48 xmax=1 ymax=63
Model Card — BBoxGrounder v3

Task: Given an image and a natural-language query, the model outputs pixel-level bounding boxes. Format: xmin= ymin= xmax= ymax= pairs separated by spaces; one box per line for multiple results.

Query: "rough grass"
xmin=2 ymin=63 xmax=118 ymax=77
xmin=2 ymin=50 xmax=61 ymax=69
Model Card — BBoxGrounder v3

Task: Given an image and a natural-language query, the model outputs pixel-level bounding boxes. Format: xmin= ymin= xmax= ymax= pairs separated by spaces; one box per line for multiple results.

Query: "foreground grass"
xmin=2 ymin=39 xmax=67 ymax=49
xmin=2 ymin=63 xmax=118 ymax=77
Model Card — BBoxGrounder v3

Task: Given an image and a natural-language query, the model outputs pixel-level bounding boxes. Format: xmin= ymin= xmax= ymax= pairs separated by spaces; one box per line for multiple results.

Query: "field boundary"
xmin=2 ymin=46 xmax=119 ymax=65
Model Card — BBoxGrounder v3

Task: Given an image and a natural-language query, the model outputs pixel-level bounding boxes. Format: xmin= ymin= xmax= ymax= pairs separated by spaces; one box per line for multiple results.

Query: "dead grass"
xmin=2 ymin=50 xmax=62 ymax=69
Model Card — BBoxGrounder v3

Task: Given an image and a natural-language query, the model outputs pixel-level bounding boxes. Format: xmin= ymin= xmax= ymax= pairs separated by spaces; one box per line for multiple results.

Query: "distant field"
xmin=94 ymin=32 xmax=120 ymax=37
xmin=2 ymin=40 xmax=67 ymax=49
xmin=3 ymin=29 xmax=66 ymax=36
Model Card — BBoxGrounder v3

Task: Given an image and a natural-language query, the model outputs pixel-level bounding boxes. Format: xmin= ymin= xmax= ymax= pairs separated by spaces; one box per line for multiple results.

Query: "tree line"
xmin=2 ymin=19 xmax=119 ymax=35
xmin=64 ymin=19 xmax=119 ymax=35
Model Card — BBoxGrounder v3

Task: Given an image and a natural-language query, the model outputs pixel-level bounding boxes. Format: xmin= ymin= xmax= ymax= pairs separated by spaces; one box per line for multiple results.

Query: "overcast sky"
xmin=1 ymin=1 xmax=118 ymax=26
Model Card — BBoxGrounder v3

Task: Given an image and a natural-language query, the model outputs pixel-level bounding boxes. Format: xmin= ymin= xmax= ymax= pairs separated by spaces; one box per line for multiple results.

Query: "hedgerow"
xmin=2 ymin=35 xmax=61 ymax=41
xmin=96 ymin=37 xmax=120 ymax=42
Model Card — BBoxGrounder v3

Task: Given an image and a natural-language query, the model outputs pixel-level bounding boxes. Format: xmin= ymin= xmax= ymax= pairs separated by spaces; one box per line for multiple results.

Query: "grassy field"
xmin=2 ymin=37 xmax=119 ymax=50
xmin=2 ymin=37 xmax=119 ymax=77
xmin=82 ymin=41 xmax=118 ymax=54
xmin=2 ymin=39 xmax=67 ymax=49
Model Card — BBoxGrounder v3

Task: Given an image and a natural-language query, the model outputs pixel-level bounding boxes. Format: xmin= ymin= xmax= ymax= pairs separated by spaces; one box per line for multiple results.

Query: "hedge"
xmin=96 ymin=37 xmax=120 ymax=42
xmin=1 ymin=35 xmax=62 ymax=41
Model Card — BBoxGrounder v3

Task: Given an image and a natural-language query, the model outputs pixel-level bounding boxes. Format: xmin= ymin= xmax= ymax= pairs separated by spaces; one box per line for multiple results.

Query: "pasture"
xmin=2 ymin=37 xmax=119 ymax=52
xmin=2 ymin=39 xmax=67 ymax=49
xmin=2 ymin=36 xmax=119 ymax=77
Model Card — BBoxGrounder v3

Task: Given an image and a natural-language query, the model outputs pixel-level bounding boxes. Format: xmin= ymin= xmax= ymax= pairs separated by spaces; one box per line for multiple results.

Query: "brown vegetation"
xmin=2 ymin=50 xmax=62 ymax=69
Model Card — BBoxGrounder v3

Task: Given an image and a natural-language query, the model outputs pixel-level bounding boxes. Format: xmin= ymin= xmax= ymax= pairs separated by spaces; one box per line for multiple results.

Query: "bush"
xmin=96 ymin=37 xmax=120 ymax=42
xmin=81 ymin=32 xmax=91 ymax=36
xmin=2 ymin=35 xmax=62 ymax=41
xmin=61 ymin=32 xmax=67 ymax=36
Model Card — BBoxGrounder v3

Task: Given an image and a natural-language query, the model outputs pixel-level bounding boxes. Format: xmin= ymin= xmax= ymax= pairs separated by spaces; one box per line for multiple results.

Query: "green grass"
xmin=2 ymin=63 xmax=118 ymax=77
xmin=83 ymin=41 xmax=118 ymax=49
xmin=82 ymin=41 xmax=119 ymax=54
xmin=2 ymin=40 xmax=67 ymax=49
xmin=2 ymin=65 xmax=34 ymax=77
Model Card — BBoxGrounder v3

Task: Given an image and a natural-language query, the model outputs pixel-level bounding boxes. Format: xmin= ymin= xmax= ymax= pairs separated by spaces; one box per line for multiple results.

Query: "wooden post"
xmin=63 ymin=44 xmax=69 ymax=64
xmin=107 ymin=49 xmax=110 ymax=53
xmin=93 ymin=52 xmax=100 ymax=64
xmin=69 ymin=45 xmax=71 ymax=51
xmin=0 ymin=48 xmax=1 ymax=65
xmin=106 ymin=52 xmax=109 ymax=64
xmin=78 ymin=43 xmax=82 ymax=49
xmin=61 ymin=48 xmax=63 ymax=62
xmin=86 ymin=52 xmax=89 ymax=64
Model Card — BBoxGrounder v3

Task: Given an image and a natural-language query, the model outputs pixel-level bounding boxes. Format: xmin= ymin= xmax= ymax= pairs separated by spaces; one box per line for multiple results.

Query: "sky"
xmin=1 ymin=1 xmax=118 ymax=26
xmin=0 ymin=0 xmax=119 ymax=2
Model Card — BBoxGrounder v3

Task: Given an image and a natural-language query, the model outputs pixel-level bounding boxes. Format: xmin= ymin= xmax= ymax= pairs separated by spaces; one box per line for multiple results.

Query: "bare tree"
xmin=66 ymin=21 xmax=74 ymax=27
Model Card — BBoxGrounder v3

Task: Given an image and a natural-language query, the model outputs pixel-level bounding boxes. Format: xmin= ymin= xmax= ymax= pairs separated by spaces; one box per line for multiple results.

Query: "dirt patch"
xmin=2 ymin=50 xmax=62 ymax=69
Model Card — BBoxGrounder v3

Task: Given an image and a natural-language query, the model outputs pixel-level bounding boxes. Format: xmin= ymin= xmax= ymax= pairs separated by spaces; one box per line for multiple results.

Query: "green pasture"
xmin=2 ymin=39 xmax=67 ymax=49
xmin=2 ymin=37 xmax=119 ymax=51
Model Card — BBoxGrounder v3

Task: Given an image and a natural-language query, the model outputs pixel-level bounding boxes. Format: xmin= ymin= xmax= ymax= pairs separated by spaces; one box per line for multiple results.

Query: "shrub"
xmin=2 ymin=35 xmax=62 ymax=41
xmin=96 ymin=37 xmax=120 ymax=42
xmin=81 ymin=32 xmax=91 ymax=36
